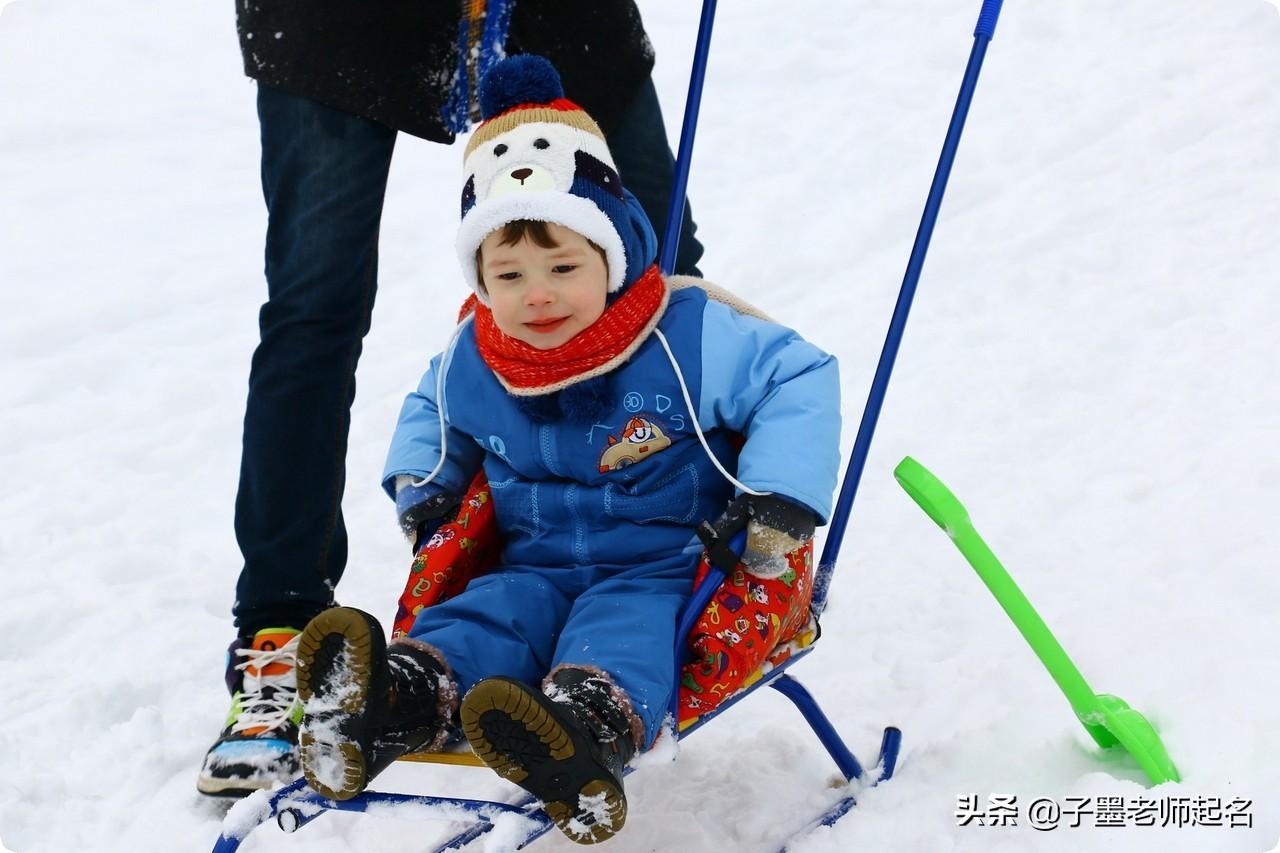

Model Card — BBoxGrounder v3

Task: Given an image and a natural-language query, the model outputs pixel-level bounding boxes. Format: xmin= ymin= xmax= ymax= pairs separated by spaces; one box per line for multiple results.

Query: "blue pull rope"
xmin=658 ymin=0 xmax=718 ymax=275
xmin=812 ymin=0 xmax=1005 ymax=616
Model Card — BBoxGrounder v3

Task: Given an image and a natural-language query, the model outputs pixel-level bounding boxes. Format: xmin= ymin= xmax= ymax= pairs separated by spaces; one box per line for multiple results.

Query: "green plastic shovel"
xmin=893 ymin=455 xmax=1179 ymax=785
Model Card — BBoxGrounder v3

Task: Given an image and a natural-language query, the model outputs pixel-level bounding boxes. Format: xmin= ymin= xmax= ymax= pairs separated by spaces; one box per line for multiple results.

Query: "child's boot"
xmin=296 ymin=607 xmax=454 ymax=800
xmin=460 ymin=669 xmax=639 ymax=844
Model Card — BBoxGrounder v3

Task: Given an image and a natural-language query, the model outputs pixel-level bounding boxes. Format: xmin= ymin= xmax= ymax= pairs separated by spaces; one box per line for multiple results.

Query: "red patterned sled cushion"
xmin=390 ymin=473 xmax=502 ymax=639
xmin=389 ymin=472 xmax=817 ymax=730
xmin=677 ymin=543 xmax=814 ymax=728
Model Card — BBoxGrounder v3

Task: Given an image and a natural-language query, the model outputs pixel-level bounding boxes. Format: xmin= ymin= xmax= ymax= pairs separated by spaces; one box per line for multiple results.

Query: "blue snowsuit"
xmin=383 ymin=284 xmax=840 ymax=745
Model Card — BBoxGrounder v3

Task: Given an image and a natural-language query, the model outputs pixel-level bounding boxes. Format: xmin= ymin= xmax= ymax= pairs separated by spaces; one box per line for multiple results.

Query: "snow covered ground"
xmin=3 ymin=1 xmax=1279 ymax=851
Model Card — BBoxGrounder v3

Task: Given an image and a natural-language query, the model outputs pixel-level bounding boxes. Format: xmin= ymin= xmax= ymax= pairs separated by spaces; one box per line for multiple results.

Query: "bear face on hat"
xmin=463 ymin=120 xmax=620 ymax=211
xmin=455 ymin=55 xmax=657 ymax=302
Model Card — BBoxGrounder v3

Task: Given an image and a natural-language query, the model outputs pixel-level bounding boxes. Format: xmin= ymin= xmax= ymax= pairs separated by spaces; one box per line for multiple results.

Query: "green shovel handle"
xmin=894 ymin=456 xmax=1179 ymax=785
xmin=893 ymin=457 xmax=1109 ymax=737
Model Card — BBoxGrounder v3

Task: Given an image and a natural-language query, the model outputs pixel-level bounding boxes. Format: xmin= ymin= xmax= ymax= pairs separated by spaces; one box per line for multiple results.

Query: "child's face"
xmin=480 ymin=223 xmax=608 ymax=350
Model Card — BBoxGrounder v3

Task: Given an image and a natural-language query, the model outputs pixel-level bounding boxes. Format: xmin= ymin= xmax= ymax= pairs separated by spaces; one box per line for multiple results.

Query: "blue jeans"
xmin=233 ymin=82 xmax=703 ymax=633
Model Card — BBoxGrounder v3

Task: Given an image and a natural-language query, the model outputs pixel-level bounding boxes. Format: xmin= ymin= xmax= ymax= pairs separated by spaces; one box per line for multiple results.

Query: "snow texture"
xmin=298 ymin=644 xmax=360 ymax=793
xmin=200 ymin=748 xmax=282 ymax=781
xmin=2 ymin=0 xmax=1280 ymax=851
xmin=565 ymin=789 xmax=616 ymax=841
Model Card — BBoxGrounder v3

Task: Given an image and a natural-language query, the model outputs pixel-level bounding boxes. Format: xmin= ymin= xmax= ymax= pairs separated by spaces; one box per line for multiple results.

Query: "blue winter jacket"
xmin=383 ymin=284 xmax=841 ymax=569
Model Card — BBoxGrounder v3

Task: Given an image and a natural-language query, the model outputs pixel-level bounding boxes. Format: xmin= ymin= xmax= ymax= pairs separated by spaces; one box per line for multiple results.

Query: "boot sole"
xmin=295 ymin=608 xmax=383 ymax=800
xmin=460 ymin=678 xmax=626 ymax=844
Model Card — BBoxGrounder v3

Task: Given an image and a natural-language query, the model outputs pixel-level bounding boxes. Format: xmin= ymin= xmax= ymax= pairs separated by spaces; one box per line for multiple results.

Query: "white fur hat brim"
xmin=457 ymin=191 xmax=627 ymax=304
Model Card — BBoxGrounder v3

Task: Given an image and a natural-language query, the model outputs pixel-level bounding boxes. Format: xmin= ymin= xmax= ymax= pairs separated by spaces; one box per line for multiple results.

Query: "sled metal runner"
xmin=211 ymin=0 xmax=1007 ymax=848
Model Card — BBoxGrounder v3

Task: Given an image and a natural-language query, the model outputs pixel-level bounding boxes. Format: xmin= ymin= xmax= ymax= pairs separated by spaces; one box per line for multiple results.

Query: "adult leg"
xmin=201 ymin=88 xmax=398 ymax=797
xmin=605 ymin=77 xmax=704 ymax=277
xmin=233 ymin=84 xmax=397 ymax=633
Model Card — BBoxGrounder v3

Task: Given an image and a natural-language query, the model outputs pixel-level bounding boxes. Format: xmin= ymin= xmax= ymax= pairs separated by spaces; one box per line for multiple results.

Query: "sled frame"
xmin=211 ymin=639 xmax=901 ymax=853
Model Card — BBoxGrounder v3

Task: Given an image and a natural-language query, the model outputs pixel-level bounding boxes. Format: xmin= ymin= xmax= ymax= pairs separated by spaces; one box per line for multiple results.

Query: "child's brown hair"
xmin=475 ymin=220 xmax=608 ymax=293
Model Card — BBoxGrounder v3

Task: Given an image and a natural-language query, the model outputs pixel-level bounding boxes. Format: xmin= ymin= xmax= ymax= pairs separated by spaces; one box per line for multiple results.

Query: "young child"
xmin=293 ymin=55 xmax=841 ymax=844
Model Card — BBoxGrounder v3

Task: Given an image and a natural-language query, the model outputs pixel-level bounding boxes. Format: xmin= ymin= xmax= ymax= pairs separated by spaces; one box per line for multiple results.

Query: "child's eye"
xmin=496 ymin=271 xmax=522 ymax=281
xmin=552 ymin=264 xmax=578 ymax=274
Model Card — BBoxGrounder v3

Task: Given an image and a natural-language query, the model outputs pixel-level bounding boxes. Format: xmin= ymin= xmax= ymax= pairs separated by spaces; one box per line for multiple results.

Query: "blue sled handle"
xmin=975 ymin=0 xmax=1004 ymax=39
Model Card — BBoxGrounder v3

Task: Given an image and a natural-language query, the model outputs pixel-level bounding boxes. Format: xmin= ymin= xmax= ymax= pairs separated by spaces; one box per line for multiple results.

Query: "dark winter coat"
xmin=234 ymin=1 xmax=655 ymax=142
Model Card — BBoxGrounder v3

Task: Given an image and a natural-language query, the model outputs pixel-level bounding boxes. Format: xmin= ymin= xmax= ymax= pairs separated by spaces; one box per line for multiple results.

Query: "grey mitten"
xmin=697 ymin=493 xmax=816 ymax=578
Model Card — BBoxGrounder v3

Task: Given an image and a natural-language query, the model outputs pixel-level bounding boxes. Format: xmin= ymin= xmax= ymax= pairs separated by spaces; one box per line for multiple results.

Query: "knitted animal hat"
xmin=456 ymin=55 xmax=657 ymax=302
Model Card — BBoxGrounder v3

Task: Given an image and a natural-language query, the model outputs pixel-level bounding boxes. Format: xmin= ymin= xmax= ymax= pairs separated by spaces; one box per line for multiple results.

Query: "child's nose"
xmin=524 ymin=278 xmax=554 ymax=304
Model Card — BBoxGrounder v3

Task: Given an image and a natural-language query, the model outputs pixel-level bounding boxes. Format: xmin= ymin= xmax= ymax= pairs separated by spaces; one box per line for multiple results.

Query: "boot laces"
xmin=231 ymin=635 xmax=300 ymax=735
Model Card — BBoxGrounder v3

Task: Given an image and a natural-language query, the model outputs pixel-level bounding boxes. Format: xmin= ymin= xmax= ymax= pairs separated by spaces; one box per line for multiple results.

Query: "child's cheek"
xmin=487 ymin=291 xmax=521 ymax=335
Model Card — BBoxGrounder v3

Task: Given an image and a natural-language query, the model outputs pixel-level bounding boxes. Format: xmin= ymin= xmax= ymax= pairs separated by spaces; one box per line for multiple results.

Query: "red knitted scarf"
xmin=461 ymin=264 xmax=668 ymax=396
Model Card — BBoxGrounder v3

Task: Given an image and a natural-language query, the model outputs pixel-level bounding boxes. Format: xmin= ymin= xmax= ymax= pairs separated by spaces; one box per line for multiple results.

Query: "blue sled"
xmin=211 ymin=655 xmax=900 ymax=852
xmin=211 ymin=554 xmax=900 ymax=852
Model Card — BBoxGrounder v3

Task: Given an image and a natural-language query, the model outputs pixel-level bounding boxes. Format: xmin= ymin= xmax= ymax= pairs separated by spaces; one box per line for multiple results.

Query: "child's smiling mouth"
xmin=525 ymin=316 xmax=569 ymax=333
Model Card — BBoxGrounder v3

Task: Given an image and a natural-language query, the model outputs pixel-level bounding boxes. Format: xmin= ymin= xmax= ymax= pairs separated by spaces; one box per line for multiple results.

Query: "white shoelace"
xmin=230 ymin=634 xmax=301 ymax=735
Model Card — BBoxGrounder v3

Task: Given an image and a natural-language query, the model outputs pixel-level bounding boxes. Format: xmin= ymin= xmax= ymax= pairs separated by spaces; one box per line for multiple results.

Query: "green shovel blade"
xmin=893 ymin=456 xmax=1179 ymax=785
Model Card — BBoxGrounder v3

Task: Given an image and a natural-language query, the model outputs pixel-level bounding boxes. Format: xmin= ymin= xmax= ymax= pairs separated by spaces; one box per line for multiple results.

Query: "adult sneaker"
xmin=196 ymin=628 xmax=302 ymax=796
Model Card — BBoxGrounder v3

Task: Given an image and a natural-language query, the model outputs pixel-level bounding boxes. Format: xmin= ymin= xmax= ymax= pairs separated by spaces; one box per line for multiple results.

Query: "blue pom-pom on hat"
xmin=478 ymin=55 xmax=565 ymax=120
